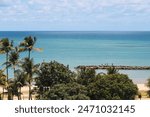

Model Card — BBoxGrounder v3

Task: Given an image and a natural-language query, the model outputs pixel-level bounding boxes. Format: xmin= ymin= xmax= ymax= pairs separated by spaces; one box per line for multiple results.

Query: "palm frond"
xmin=106 ymin=65 xmax=119 ymax=75
xmin=19 ymin=41 xmax=26 ymax=47
xmin=33 ymin=47 xmax=43 ymax=52
xmin=2 ymin=62 xmax=12 ymax=68
xmin=0 ymin=50 xmax=5 ymax=54
xmin=18 ymin=47 xmax=27 ymax=52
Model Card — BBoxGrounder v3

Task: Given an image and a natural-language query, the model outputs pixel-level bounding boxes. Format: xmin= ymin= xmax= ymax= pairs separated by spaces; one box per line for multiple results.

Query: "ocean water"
xmin=0 ymin=31 xmax=150 ymax=83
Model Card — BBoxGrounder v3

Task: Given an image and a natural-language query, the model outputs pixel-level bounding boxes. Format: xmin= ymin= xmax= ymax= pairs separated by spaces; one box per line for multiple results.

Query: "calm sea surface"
xmin=0 ymin=31 xmax=150 ymax=83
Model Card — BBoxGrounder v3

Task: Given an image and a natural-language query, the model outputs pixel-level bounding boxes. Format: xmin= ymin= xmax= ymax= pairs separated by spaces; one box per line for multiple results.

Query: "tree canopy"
xmin=88 ymin=74 xmax=138 ymax=100
xmin=35 ymin=62 xmax=138 ymax=100
xmin=41 ymin=82 xmax=89 ymax=100
xmin=36 ymin=61 xmax=75 ymax=88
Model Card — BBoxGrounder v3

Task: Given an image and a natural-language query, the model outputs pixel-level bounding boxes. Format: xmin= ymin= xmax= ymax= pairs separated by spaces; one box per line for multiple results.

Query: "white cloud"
xmin=1 ymin=0 xmax=149 ymax=14
xmin=0 ymin=0 xmax=13 ymax=6
xmin=0 ymin=0 xmax=150 ymax=24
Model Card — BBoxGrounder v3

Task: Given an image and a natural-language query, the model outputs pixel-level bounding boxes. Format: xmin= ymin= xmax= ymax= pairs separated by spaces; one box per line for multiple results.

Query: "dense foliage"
xmin=0 ymin=36 xmax=40 ymax=100
xmin=35 ymin=61 xmax=75 ymax=99
xmin=0 ymin=37 xmax=138 ymax=100
xmin=77 ymin=68 xmax=96 ymax=85
xmin=35 ymin=62 xmax=138 ymax=100
xmin=41 ymin=82 xmax=89 ymax=100
xmin=36 ymin=61 xmax=75 ymax=88
xmin=88 ymin=74 xmax=138 ymax=100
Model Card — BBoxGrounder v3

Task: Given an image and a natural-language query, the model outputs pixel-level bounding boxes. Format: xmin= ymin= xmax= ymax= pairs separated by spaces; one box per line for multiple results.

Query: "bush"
xmin=35 ymin=61 xmax=138 ymax=100
xmin=41 ymin=82 xmax=90 ymax=100
xmin=36 ymin=61 xmax=75 ymax=88
xmin=77 ymin=68 xmax=96 ymax=85
xmin=88 ymin=74 xmax=138 ymax=100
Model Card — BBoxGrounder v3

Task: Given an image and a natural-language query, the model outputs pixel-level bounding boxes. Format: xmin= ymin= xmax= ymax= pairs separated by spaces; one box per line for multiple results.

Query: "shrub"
xmin=88 ymin=74 xmax=138 ymax=100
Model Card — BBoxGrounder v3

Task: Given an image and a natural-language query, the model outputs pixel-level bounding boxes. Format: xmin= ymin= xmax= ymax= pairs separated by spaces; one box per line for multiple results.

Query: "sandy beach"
xmin=137 ymin=84 xmax=149 ymax=91
xmin=136 ymin=84 xmax=150 ymax=100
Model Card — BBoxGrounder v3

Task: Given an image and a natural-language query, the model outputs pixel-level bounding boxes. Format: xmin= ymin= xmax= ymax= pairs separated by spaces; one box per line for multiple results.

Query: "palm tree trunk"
xmin=20 ymin=87 xmax=22 ymax=100
xmin=17 ymin=92 xmax=19 ymax=100
xmin=2 ymin=87 xmax=4 ymax=100
xmin=12 ymin=94 xmax=14 ymax=100
xmin=29 ymin=81 xmax=31 ymax=100
xmin=28 ymin=50 xmax=31 ymax=59
xmin=14 ymin=68 xmax=15 ymax=77
xmin=17 ymin=87 xmax=20 ymax=100
xmin=6 ymin=53 xmax=9 ymax=82
xmin=8 ymin=88 xmax=12 ymax=100
xmin=0 ymin=93 xmax=1 ymax=100
xmin=6 ymin=52 xmax=9 ymax=100
xmin=18 ymin=87 xmax=21 ymax=100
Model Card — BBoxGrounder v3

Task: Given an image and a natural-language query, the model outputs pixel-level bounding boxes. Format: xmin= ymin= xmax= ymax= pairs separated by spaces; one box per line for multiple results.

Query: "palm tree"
xmin=7 ymin=78 xmax=15 ymax=100
xmin=14 ymin=70 xmax=27 ymax=100
xmin=6 ymin=74 xmax=26 ymax=100
xmin=106 ymin=65 xmax=119 ymax=75
xmin=0 ymin=38 xmax=13 ymax=81
xmin=0 ymin=70 xmax=6 ymax=100
xmin=19 ymin=36 xmax=41 ymax=100
xmin=21 ymin=58 xmax=38 ymax=100
xmin=19 ymin=36 xmax=42 ymax=59
xmin=2 ymin=46 xmax=20 ymax=100
xmin=3 ymin=47 xmax=19 ymax=78
xmin=9 ymin=47 xmax=19 ymax=71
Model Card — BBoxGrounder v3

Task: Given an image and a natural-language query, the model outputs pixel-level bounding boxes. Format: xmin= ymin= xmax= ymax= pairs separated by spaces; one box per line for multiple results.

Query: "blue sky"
xmin=0 ymin=0 xmax=150 ymax=31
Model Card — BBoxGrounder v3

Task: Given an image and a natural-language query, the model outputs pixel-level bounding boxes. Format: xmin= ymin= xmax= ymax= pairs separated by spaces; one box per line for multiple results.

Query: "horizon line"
xmin=0 ymin=30 xmax=150 ymax=32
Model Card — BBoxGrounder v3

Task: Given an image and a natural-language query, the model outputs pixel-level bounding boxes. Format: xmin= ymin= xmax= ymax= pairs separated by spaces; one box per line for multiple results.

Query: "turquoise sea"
xmin=0 ymin=31 xmax=150 ymax=83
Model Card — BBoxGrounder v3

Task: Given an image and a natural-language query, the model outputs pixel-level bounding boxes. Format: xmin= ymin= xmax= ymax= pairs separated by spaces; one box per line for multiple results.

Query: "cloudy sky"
xmin=0 ymin=0 xmax=150 ymax=31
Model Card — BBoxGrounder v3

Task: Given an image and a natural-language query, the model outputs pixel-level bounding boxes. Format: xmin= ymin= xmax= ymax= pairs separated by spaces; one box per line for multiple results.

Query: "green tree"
xmin=19 ymin=36 xmax=42 ymax=59
xmin=41 ymin=82 xmax=89 ymax=100
xmin=0 ymin=38 xmax=13 ymax=100
xmin=3 ymin=47 xmax=20 ymax=79
xmin=21 ymin=58 xmax=38 ymax=100
xmin=88 ymin=74 xmax=138 ymax=100
xmin=8 ymin=47 xmax=19 ymax=73
xmin=7 ymin=79 xmax=16 ymax=100
xmin=0 ymin=70 xmax=6 ymax=100
xmin=106 ymin=65 xmax=119 ymax=75
xmin=77 ymin=67 xmax=96 ymax=85
xmin=6 ymin=72 xmax=26 ymax=100
xmin=36 ymin=61 xmax=74 ymax=87
xmin=0 ymin=38 xmax=13 ymax=81
xmin=3 ymin=46 xmax=21 ymax=100
xmin=35 ymin=61 xmax=75 ymax=98
xmin=14 ymin=70 xmax=27 ymax=100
